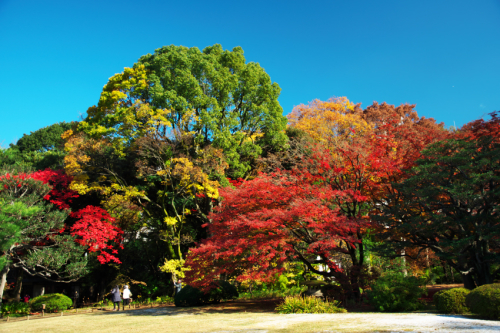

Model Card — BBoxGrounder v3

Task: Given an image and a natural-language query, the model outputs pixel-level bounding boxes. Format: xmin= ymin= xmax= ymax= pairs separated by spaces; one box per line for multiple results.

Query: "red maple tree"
xmin=0 ymin=169 xmax=123 ymax=264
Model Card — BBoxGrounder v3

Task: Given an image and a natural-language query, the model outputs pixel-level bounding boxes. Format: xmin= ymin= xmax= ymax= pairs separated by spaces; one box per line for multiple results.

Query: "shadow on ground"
xmin=98 ymin=299 xmax=281 ymax=317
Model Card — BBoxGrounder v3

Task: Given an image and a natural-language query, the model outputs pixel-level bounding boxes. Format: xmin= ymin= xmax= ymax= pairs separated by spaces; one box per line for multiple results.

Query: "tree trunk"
xmin=13 ymin=269 xmax=24 ymax=301
xmin=0 ymin=265 xmax=11 ymax=311
xmin=461 ymin=272 xmax=476 ymax=290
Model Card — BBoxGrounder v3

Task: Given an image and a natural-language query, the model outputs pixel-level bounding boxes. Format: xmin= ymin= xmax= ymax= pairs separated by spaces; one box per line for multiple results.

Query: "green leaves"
xmin=83 ymin=44 xmax=287 ymax=178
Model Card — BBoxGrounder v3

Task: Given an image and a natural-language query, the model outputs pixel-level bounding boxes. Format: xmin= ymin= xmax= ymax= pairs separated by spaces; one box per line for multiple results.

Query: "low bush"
xmin=174 ymin=281 xmax=239 ymax=307
xmin=466 ymin=283 xmax=500 ymax=319
xmin=275 ymin=295 xmax=347 ymax=314
xmin=30 ymin=293 xmax=73 ymax=312
xmin=1 ymin=301 xmax=30 ymax=316
xmin=367 ymin=272 xmax=427 ymax=312
xmin=433 ymin=288 xmax=470 ymax=314
xmin=209 ymin=280 xmax=239 ymax=303
xmin=174 ymin=285 xmax=205 ymax=307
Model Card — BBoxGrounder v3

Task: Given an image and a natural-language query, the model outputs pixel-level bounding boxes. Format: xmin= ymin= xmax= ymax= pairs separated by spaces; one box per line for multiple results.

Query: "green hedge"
xmin=466 ymin=283 xmax=500 ymax=319
xmin=30 ymin=293 xmax=73 ymax=312
xmin=433 ymin=288 xmax=470 ymax=314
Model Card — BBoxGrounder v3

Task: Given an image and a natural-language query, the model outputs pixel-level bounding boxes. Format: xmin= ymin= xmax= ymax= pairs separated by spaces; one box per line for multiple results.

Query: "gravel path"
xmin=131 ymin=307 xmax=500 ymax=332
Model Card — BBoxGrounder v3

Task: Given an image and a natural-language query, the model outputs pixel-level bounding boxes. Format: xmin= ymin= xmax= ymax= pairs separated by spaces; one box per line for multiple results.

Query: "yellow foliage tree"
xmin=287 ymin=97 xmax=372 ymax=148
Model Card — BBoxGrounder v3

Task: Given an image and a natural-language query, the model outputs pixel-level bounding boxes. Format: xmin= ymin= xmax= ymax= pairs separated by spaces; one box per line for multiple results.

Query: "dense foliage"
xmin=30 ymin=293 xmax=73 ymax=312
xmin=367 ymin=270 xmax=427 ymax=312
xmin=2 ymin=42 xmax=499 ymax=313
xmin=275 ymin=295 xmax=347 ymax=314
xmin=433 ymin=288 xmax=470 ymax=314
xmin=373 ymin=112 xmax=500 ymax=288
xmin=173 ymin=281 xmax=237 ymax=307
xmin=465 ymin=283 xmax=500 ymax=319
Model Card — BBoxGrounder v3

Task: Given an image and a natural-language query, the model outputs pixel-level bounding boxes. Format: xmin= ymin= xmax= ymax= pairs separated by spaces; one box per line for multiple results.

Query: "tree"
xmin=287 ymin=97 xmax=372 ymax=149
xmin=15 ymin=122 xmax=74 ymax=153
xmin=2 ymin=122 xmax=75 ymax=171
xmin=79 ymin=44 xmax=288 ymax=178
xmin=373 ymin=112 xmax=500 ymax=289
xmin=185 ymin=166 xmax=372 ymax=299
xmin=0 ymin=169 xmax=122 ymax=304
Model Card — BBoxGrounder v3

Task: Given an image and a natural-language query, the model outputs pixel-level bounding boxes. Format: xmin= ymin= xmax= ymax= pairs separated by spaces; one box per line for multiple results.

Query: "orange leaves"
xmin=287 ymin=97 xmax=372 ymax=149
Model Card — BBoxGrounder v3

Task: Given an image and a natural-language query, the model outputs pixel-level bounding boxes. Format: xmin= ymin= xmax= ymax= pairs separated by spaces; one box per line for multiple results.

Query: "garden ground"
xmin=2 ymin=298 xmax=500 ymax=333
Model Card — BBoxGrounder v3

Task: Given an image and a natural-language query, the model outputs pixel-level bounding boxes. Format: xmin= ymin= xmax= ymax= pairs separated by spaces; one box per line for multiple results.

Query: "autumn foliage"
xmin=185 ymin=168 xmax=371 ymax=292
xmin=0 ymin=169 xmax=123 ymax=264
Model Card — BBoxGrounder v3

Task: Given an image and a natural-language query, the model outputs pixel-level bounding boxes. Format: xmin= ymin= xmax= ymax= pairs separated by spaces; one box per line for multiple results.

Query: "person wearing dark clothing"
xmin=111 ymin=286 xmax=121 ymax=311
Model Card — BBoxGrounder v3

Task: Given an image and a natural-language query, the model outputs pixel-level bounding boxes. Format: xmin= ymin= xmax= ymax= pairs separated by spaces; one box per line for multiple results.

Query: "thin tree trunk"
xmin=0 ymin=265 xmax=11 ymax=311
xmin=13 ymin=269 xmax=23 ymax=301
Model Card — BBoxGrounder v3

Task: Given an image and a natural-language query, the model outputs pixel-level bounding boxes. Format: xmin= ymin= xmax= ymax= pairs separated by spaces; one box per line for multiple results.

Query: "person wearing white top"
xmin=122 ymin=285 xmax=132 ymax=307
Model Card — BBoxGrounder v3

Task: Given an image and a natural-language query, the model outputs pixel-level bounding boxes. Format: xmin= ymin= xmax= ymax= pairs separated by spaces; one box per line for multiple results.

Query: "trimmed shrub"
xmin=30 ymin=293 xmax=73 ymax=312
xmin=174 ymin=285 xmax=205 ymax=307
xmin=367 ymin=272 xmax=427 ymax=312
xmin=433 ymin=288 xmax=470 ymax=314
xmin=174 ymin=281 xmax=239 ymax=307
xmin=1 ymin=301 xmax=30 ymax=316
xmin=466 ymin=283 xmax=500 ymax=319
xmin=275 ymin=295 xmax=347 ymax=314
xmin=208 ymin=280 xmax=239 ymax=303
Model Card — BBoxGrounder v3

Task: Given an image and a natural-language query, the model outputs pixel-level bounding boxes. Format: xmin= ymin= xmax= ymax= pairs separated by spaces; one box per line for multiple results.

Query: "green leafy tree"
xmin=373 ymin=112 xmax=500 ymax=289
xmin=1 ymin=122 xmax=75 ymax=170
xmin=80 ymin=44 xmax=288 ymax=178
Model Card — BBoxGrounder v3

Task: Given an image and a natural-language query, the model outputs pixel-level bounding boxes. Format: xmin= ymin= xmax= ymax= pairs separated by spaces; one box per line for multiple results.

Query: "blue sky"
xmin=1 ymin=0 xmax=499 ymax=146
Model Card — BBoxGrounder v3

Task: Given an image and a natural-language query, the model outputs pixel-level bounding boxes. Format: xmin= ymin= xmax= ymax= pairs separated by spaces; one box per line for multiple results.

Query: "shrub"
xmin=433 ymin=288 xmax=470 ymax=314
xmin=1 ymin=301 xmax=30 ymax=316
xmin=174 ymin=281 xmax=239 ymax=307
xmin=208 ymin=280 xmax=239 ymax=303
xmin=30 ymin=293 xmax=73 ymax=312
xmin=466 ymin=283 xmax=500 ymax=319
xmin=174 ymin=285 xmax=205 ymax=307
xmin=275 ymin=295 xmax=347 ymax=314
xmin=367 ymin=272 xmax=427 ymax=312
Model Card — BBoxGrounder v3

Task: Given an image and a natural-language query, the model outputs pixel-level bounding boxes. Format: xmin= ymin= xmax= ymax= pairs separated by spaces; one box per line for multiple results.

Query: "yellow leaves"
xmin=157 ymin=157 xmax=220 ymax=199
xmin=287 ymin=97 xmax=372 ymax=149
xmin=164 ymin=216 xmax=178 ymax=226
xmin=61 ymin=129 xmax=73 ymax=140
xmin=159 ymin=259 xmax=190 ymax=278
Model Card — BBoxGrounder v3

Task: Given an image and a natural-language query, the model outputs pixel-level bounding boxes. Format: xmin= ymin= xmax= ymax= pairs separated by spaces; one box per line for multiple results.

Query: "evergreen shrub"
xmin=466 ymin=283 xmax=500 ymax=319
xmin=367 ymin=272 xmax=427 ymax=312
xmin=174 ymin=281 xmax=239 ymax=307
xmin=433 ymin=288 xmax=470 ymax=314
xmin=30 ymin=293 xmax=73 ymax=312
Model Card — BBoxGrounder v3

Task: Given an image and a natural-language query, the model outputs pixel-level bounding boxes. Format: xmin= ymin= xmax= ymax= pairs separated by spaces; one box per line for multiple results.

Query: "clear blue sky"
xmin=1 ymin=0 xmax=499 ymax=146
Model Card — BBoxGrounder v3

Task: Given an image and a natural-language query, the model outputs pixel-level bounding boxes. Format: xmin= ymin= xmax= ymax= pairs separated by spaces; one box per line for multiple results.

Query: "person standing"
xmin=122 ymin=285 xmax=132 ymax=308
xmin=111 ymin=286 xmax=121 ymax=311
xmin=174 ymin=279 xmax=182 ymax=295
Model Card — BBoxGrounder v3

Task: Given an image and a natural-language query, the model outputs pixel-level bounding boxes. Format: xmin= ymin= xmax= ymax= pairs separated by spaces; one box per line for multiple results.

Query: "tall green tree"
xmin=80 ymin=44 xmax=288 ymax=178
xmin=1 ymin=122 xmax=75 ymax=171
xmin=373 ymin=112 xmax=500 ymax=289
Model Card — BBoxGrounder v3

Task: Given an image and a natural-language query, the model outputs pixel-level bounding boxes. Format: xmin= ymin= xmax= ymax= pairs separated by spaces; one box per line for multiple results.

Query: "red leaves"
xmin=70 ymin=206 xmax=123 ymax=264
xmin=228 ymin=177 xmax=245 ymax=187
xmin=0 ymin=169 xmax=79 ymax=209
xmin=1 ymin=168 xmax=123 ymax=264
xmin=185 ymin=167 xmax=370 ymax=291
